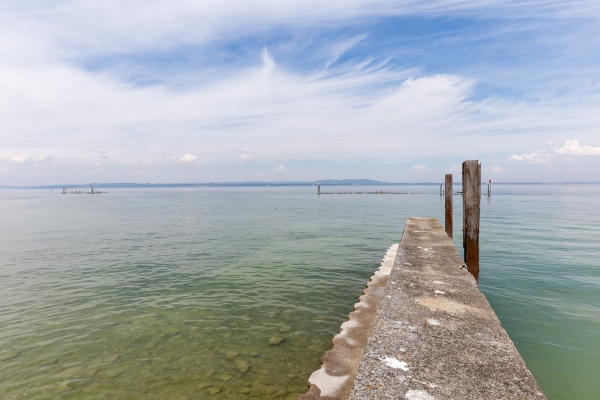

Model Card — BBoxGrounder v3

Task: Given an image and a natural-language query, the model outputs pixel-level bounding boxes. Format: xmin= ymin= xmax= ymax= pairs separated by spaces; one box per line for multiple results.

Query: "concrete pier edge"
xmin=298 ymin=243 xmax=399 ymax=399
xmin=299 ymin=217 xmax=545 ymax=400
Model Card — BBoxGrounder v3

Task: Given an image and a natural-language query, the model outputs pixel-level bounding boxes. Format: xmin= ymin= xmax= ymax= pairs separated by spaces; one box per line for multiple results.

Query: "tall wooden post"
xmin=318 ymin=184 xmax=321 ymax=195
xmin=462 ymin=160 xmax=481 ymax=282
xmin=445 ymin=174 xmax=452 ymax=238
xmin=439 ymin=184 xmax=443 ymax=196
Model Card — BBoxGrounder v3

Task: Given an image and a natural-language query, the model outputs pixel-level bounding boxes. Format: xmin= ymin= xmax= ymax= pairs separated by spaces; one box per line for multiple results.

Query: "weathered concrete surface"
xmin=349 ymin=217 xmax=545 ymax=399
xmin=298 ymin=244 xmax=399 ymax=400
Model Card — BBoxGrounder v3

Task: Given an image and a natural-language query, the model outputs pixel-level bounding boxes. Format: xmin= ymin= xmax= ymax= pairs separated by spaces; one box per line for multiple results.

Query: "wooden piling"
xmin=445 ymin=174 xmax=452 ymax=238
xmin=318 ymin=184 xmax=321 ymax=195
xmin=462 ymin=160 xmax=481 ymax=282
xmin=440 ymin=184 xmax=443 ymax=196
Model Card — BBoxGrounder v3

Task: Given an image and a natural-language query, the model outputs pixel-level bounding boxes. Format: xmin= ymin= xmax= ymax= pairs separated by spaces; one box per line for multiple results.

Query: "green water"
xmin=0 ymin=186 xmax=598 ymax=399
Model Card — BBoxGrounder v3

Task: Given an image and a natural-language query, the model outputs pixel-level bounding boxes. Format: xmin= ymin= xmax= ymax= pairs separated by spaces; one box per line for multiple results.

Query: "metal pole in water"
xmin=445 ymin=174 xmax=453 ymax=238
xmin=462 ymin=160 xmax=481 ymax=283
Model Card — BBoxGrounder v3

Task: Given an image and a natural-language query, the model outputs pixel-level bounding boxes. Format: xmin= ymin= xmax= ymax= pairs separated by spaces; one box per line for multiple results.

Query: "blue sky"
xmin=1 ymin=0 xmax=599 ymax=184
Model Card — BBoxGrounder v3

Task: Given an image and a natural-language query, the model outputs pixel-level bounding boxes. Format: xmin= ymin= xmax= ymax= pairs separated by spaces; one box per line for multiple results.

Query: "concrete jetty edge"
xmin=299 ymin=217 xmax=546 ymax=400
xmin=298 ymin=243 xmax=399 ymax=399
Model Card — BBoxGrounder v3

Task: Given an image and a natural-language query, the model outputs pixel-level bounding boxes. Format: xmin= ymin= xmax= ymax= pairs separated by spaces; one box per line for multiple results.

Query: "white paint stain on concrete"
xmin=434 ymin=290 xmax=445 ymax=294
xmin=308 ymin=367 xmax=349 ymax=398
xmin=383 ymin=357 xmax=409 ymax=371
xmin=405 ymin=389 xmax=436 ymax=400
xmin=427 ymin=318 xmax=440 ymax=325
xmin=433 ymin=280 xmax=446 ymax=284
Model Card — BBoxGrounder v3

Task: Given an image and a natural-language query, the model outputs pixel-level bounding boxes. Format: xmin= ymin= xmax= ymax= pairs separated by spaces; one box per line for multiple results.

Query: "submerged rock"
xmin=235 ymin=359 xmax=249 ymax=373
xmin=207 ymin=387 xmax=221 ymax=395
xmin=102 ymin=355 xmax=118 ymax=363
xmin=0 ymin=351 xmax=21 ymax=362
xmin=269 ymin=337 xmax=285 ymax=346
xmin=218 ymin=373 xmax=232 ymax=382
xmin=57 ymin=381 xmax=72 ymax=393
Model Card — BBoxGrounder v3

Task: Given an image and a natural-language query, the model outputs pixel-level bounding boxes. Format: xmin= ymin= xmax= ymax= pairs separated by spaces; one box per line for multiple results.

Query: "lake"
xmin=0 ymin=185 xmax=598 ymax=399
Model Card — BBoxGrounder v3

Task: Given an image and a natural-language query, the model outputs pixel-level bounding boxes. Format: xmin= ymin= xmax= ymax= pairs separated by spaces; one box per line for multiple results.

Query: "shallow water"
xmin=0 ymin=185 xmax=598 ymax=399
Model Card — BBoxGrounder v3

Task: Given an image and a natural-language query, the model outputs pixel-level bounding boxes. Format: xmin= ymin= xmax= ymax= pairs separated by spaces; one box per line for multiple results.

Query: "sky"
xmin=1 ymin=0 xmax=599 ymax=185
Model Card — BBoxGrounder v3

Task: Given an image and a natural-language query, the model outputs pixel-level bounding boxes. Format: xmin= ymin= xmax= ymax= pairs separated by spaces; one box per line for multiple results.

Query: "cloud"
xmin=178 ymin=154 xmax=198 ymax=163
xmin=274 ymin=165 xmax=285 ymax=172
xmin=7 ymin=154 xmax=31 ymax=163
xmin=555 ymin=139 xmax=600 ymax=156
xmin=443 ymin=165 xmax=459 ymax=173
xmin=253 ymin=171 xmax=265 ymax=176
xmin=85 ymin=146 xmax=109 ymax=154
xmin=412 ymin=165 xmax=428 ymax=171
xmin=492 ymin=166 xmax=503 ymax=172
xmin=509 ymin=153 xmax=552 ymax=164
xmin=237 ymin=154 xmax=254 ymax=163
xmin=3 ymin=154 xmax=52 ymax=164
xmin=510 ymin=139 xmax=600 ymax=165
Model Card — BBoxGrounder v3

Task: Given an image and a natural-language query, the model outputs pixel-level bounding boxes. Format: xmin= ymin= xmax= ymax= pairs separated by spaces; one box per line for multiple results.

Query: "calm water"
xmin=0 ymin=185 xmax=598 ymax=399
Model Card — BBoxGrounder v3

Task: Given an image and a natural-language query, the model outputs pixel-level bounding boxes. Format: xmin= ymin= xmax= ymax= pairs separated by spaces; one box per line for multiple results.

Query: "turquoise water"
xmin=0 ymin=185 xmax=598 ymax=399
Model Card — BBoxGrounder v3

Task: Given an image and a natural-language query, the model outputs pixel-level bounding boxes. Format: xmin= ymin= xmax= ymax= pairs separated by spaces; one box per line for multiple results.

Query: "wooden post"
xmin=318 ymin=184 xmax=321 ymax=195
xmin=462 ymin=160 xmax=481 ymax=282
xmin=445 ymin=174 xmax=452 ymax=238
xmin=439 ymin=184 xmax=443 ymax=196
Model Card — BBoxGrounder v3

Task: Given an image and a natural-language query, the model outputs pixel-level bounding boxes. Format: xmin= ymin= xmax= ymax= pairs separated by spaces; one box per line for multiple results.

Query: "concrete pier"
xmin=299 ymin=217 xmax=545 ymax=400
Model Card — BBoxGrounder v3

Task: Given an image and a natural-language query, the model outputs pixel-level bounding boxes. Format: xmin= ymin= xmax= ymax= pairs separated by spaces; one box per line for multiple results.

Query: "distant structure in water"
xmin=60 ymin=186 xmax=105 ymax=194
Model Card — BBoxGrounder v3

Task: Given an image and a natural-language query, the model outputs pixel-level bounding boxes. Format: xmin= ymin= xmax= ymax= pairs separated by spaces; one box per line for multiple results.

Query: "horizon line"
xmin=2 ymin=179 xmax=600 ymax=189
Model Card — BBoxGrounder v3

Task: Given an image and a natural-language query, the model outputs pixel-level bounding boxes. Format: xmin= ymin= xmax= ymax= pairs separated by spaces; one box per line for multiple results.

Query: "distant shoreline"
xmin=2 ymin=180 xmax=600 ymax=189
